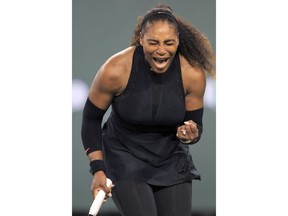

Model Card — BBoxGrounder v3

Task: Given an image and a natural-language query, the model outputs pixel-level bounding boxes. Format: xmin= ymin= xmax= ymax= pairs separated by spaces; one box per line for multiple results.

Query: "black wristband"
xmin=89 ymin=160 xmax=106 ymax=175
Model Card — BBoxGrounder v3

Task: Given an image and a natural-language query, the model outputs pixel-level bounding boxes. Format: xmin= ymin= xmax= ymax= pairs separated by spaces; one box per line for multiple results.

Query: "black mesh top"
xmin=102 ymin=46 xmax=200 ymax=186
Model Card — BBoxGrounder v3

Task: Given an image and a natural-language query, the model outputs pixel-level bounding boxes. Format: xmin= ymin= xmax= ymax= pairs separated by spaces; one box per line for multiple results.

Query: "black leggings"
xmin=112 ymin=179 xmax=192 ymax=216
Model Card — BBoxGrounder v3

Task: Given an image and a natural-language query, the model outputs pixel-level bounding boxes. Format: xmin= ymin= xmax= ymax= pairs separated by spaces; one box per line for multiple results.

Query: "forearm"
xmin=81 ymin=98 xmax=108 ymax=175
xmin=81 ymin=98 xmax=107 ymax=154
xmin=88 ymin=150 xmax=104 ymax=162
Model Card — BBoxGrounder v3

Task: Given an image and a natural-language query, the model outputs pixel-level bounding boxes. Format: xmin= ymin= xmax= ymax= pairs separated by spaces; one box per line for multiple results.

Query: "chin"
xmin=151 ymin=62 xmax=171 ymax=73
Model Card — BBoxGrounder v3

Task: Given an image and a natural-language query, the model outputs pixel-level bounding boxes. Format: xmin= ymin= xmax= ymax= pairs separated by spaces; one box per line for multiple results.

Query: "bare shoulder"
xmin=179 ymin=54 xmax=206 ymax=95
xmin=95 ymin=46 xmax=136 ymax=94
xmin=101 ymin=46 xmax=135 ymax=77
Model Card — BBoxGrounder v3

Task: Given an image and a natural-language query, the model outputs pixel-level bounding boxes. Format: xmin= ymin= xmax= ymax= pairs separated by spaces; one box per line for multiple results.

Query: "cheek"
xmin=168 ymin=45 xmax=179 ymax=54
xmin=142 ymin=46 xmax=155 ymax=56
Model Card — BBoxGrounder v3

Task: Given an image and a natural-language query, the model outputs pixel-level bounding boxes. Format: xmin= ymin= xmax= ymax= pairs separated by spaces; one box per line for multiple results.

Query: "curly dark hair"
xmin=131 ymin=5 xmax=216 ymax=77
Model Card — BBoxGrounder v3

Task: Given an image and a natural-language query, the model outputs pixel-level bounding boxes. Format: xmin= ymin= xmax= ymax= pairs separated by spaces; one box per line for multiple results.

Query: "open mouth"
xmin=153 ymin=57 xmax=169 ymax=64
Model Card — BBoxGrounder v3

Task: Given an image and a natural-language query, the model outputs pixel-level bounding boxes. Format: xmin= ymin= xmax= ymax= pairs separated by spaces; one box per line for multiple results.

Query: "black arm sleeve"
xmin=81 ymin=98 xmax=107 ymax=155
xmin=184 ymin=107 xmax=204 ymax=144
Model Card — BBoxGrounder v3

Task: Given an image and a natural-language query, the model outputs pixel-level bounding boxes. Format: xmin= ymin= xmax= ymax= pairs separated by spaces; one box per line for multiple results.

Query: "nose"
xmin=156 ymin=46 xmax=166 ymax=56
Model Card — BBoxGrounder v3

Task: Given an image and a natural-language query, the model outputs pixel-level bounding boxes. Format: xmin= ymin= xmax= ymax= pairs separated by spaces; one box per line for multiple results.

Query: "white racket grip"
xmin=88 ymin=178 xmax=112 ymax=216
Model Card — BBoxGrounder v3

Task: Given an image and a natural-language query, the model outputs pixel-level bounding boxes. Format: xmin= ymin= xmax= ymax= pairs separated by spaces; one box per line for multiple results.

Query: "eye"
xmin=165 ymin=41 xmax=176 ymax=46
xmin=149 ymin=42 xmax=158 ymax=45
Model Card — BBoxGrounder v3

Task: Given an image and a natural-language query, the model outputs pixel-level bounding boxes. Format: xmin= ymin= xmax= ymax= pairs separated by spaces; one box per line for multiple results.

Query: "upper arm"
xmin=87 ymin=47 xmax=134 ymax=110
xmin=181 ymin=60 xmax=206 ymax=111
xmin=88 ymin=59 xmax=124 ymax=110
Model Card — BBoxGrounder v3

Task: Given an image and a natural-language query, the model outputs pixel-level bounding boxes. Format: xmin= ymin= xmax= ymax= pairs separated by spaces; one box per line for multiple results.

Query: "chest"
xmin=113 ymin=62 xmax=185 ymax=126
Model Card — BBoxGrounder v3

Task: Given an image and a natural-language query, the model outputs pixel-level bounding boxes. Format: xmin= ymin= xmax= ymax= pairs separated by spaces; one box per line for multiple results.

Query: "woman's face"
xmin=140 ymin=20 xmax=179 ymax=73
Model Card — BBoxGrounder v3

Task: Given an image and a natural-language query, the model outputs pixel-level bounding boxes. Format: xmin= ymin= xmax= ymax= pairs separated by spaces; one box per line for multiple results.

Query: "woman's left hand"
xmin=176 ymin=120 xmax=199 ymax=143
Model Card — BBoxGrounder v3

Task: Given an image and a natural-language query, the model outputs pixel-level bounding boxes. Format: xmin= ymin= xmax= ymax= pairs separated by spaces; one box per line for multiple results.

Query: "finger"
xmin=184 ymin=128 xmax=193 ymax=140
xmin=179 ymin=125 xmax=191 ymax=140
xmin=184 ymin=121 xmax=198 ymax=134
xmin=184 ymin=120 xmax=196 ymax=126
xmin=177 ymin=126 xmax=192 ymax=140
xmin=184 ymin=121 xmax=192 ymax=125
xmin=184 ymin=121 xmax=198 ymax=133
xmin=179 ymin=127 xmax=187 ymax=138
xmin=107 ymin=190 xmax=112 ymax=198
xmin=100 ymin=181 xmax=111 ymax=194
xmin=186 ymin=126 xmax=198 ymax=140
xmin=104 ymin=192 xmax=112 ymax=202
xmin=104 ymin=179 xmax=113 ymax=198
xmin=176 ymin=127 xmax=183 ymax=138
xmin=187 ymin=131 xmax=195 ymax=140
xmin=181 ymin=128 xmax=187 ymax=136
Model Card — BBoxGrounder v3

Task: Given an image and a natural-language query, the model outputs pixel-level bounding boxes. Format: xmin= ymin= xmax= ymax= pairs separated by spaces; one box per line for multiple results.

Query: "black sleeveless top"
xmin=102 ymin=46 xmax=200 ymax=186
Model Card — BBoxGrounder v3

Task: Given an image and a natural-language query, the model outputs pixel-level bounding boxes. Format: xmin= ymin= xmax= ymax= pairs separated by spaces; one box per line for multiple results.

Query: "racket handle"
xmin=88 ymin=178 xmax=112 ymax=216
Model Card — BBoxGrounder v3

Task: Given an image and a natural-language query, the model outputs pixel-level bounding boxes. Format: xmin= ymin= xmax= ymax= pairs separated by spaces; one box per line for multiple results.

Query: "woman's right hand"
xmin=91 ymin=171 xmax=112 ymax=201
